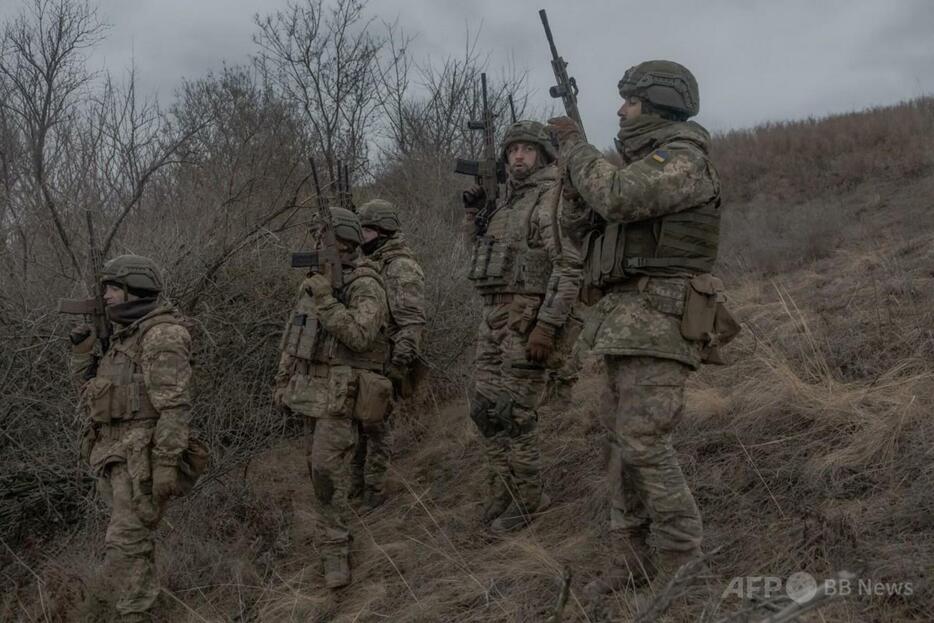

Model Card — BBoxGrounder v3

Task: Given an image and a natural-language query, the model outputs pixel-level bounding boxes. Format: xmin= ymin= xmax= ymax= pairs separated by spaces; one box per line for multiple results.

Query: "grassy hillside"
xmin=3 ymin=99 xmax=934 ymax=622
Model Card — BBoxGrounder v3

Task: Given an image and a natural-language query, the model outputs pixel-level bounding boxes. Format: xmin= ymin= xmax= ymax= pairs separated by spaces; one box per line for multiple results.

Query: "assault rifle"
xmin=539 ymin=9 xmax=587 ymax=140
xmin=292 ymin=158 xmax=343 ymax=290
xmin=453 ymin=72 xmax=503 ymax=235
xmin=58 ymin=211 xmax=112 ymax=375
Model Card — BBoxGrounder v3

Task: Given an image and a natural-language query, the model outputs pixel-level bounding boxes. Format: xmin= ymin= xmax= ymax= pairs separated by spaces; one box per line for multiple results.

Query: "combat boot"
xmin=322 ymin=547 xmax=352 ymax=589
xmin=490 ymin=492 xmax=551 ymax=534
xmin=583 ymin=530 xmax=655 ymax=600
xmin=480 ymin=471 xmax=513 ymax=524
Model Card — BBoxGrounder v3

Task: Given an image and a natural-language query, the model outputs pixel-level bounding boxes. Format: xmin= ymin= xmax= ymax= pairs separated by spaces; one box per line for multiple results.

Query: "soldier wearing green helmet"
xmin=548 ymin=60 xmax=738 ymax=601
xmin=274 ymin=206 xmax=392 ymax=589
xmin=69 ymin=254 xmax=205 ymax=622
xmin=462 ymin=120 xmax=583 ymax=534
xmin=352 ymin=198 xmax=426 ymax=512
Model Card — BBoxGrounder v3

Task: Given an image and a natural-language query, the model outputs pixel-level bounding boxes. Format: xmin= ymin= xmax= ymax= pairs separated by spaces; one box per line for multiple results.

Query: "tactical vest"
xmin=85 ymin=309 xmax=184 ymax=424
xmin=582 ymin=146 xmax=721 ymax=289
xmin=284 ymin=265 xmax=390 ymax=372
xmin=467 ymin=183 xmax=552 ymax=295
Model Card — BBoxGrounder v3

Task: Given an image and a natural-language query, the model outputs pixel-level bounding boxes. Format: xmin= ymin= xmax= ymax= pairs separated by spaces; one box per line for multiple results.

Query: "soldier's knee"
xmin=616 ymin=434 xmax=672 ymax=467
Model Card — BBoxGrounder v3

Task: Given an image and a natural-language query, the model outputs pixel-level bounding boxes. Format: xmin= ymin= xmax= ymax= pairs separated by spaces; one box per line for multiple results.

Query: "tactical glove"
xmin=152 ymin=463 xmax=180 ymax=505
xmin=526 ymin=322 xmax=557 ymax=364
xmin=303 ymin=273 xmax=333 ymax=301
xmin=546 ymin=116 xmax=584 ymax=147
xmin=70 ymin=324 xmax=95 ymax=354
xmin=272 ymin=385 xmax=290 ymax=414
xmin=462 ymin=185 xmax=486 ymax=210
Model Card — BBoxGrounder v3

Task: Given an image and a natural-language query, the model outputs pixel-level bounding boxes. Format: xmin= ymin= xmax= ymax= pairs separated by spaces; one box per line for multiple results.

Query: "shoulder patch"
xmin=651 ymin=149 xmax=670 ymax=164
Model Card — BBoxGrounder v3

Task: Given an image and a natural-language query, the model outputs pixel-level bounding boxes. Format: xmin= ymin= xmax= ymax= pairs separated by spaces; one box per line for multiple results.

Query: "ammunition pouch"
xmin=83 ymin=376 xmax=160 ymax=424
xmin=468 ymin=238 xmax=550 ymax=295
xmin=353 ymin=370 xmax=393 ymax=425
xmin=285 ymin=311 xmax=318 ymax=360
xmin=680 ymin=274 xmax=741 ymax=364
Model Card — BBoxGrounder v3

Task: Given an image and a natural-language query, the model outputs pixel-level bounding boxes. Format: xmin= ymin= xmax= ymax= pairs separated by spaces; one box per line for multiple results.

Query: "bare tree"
xmin=0 ymin=0 xmax=105 ymax=279
xmin=253 ymin=0 xmax=386 ymax=185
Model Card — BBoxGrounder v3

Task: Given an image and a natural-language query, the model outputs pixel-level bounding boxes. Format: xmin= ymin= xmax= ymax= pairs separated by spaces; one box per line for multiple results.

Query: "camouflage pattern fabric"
xmin=601 ymin=356 xmax=702 ymax=554
xmin=276 ymin=259 xmax=390 ymax=572
xmin=467 ymin=164 xmax=582 ymax=327
xmin=353 ymin=233 xmax=425 ymax=496
xmin=562 ymin=118 xmax=718 ymax=226
xmin=368 ymin=233 xmax=426 ymax=367
xmin=464 ymin=163 xmax=583 ymax=512
xmin=559 ymin=114 xmax=720 ymax=567
xmin=71 ymin=303 xmax=193 ymax=618
xmin=473 ymin=300 xmax=545 ymax=509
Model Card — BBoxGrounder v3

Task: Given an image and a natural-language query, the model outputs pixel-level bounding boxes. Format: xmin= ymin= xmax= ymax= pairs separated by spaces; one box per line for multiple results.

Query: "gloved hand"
xmin=70 ymin=324 xmax=95 ymax=354
xmin=303 ymin=273 xmax=333 ymax=301
xmin=462 ymin=185 xmax=486 ymax=210
xmin=547 ymin=116 xmax=584 ymax=147
xmin=152 ymin=463 xmax=179 ymax=505
xmin=386 ymin=362 xmax=407 ymax=390
xmin=272 ymin=385 xmax=290 ymax=414
xmin=526 ymin=322 xmax=557 ymax=364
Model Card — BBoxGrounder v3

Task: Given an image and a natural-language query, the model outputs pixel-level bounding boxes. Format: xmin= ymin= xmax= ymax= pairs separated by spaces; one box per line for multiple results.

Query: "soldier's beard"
xmin=508 ymin=160 xmax=540 ymax=181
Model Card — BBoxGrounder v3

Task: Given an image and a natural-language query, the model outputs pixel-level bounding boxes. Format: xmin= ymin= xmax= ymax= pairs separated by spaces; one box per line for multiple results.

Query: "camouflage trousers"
xmin=97 ymin=462 xmax=160 ymax=618
xmin=304 ymin=416 xmax=357 ymax=556
xmin=473 ymin=299 xmax=547 ymax=507
xmin=601 ymin=355 xmax=702 ymax=554
xmin=351 ymin=415 xmax=391 ymax=496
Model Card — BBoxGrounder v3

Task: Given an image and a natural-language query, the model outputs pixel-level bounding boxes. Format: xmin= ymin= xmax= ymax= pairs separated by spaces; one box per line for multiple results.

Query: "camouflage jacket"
xmin=561 ymin=119 xmax=721 ymax=368
xmin=367 ymin=234 xmax=426 ymax=367
xmin=71 ymin=302 xmax=193 ymax=468
xmin=465 ymin=164 xmax=582 ymax=329
xmin=561 ymin=118 xmax=719 ymax=226
xmin=276 ymin=257 xmax=390 ymax=385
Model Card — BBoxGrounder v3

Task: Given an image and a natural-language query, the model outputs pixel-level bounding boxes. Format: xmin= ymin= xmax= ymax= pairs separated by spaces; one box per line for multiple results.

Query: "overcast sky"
xmin=3 ymin=0 xmax=933 ymax=143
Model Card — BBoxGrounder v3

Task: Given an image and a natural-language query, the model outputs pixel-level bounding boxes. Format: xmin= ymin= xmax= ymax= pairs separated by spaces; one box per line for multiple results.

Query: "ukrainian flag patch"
xmin=651 ymin=149 xmax=669 ymax=164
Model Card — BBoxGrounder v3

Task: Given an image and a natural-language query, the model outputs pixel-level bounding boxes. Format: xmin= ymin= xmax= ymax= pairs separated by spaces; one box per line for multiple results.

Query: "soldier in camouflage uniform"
xmin=462 ymin=120 xmax=582 ymax=533
xmin=354 ymin=199 xmax=427 ymax=512
xmin=548 ymin=60 xmax=727 ymax=594
xmin=70 ymin=255 xmax=198 ymax=622
xmin=274 ymin=207 xmax=392 ymax=589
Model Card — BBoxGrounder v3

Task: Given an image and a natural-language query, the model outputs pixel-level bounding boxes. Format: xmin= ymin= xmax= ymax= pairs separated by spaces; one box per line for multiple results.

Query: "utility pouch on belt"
xmin=681 ymin=274 xmax=741 ymax=364
xmin=353 ymin=370 xmax=393 ymax=425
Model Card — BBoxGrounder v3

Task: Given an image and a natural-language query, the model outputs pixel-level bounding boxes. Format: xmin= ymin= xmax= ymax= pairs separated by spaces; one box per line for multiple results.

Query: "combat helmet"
xmin=101 ymin=255 xmax=163 ymax=295
xmin=358 ymin=199 xmax=400 ymax=233
xmin=324 ymin=206 xmax=364 ymax=246
xmin=500 ymin=120 xmax=557 ymax=163
xmin=618 ymin=60 xmax=699 ymax=118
